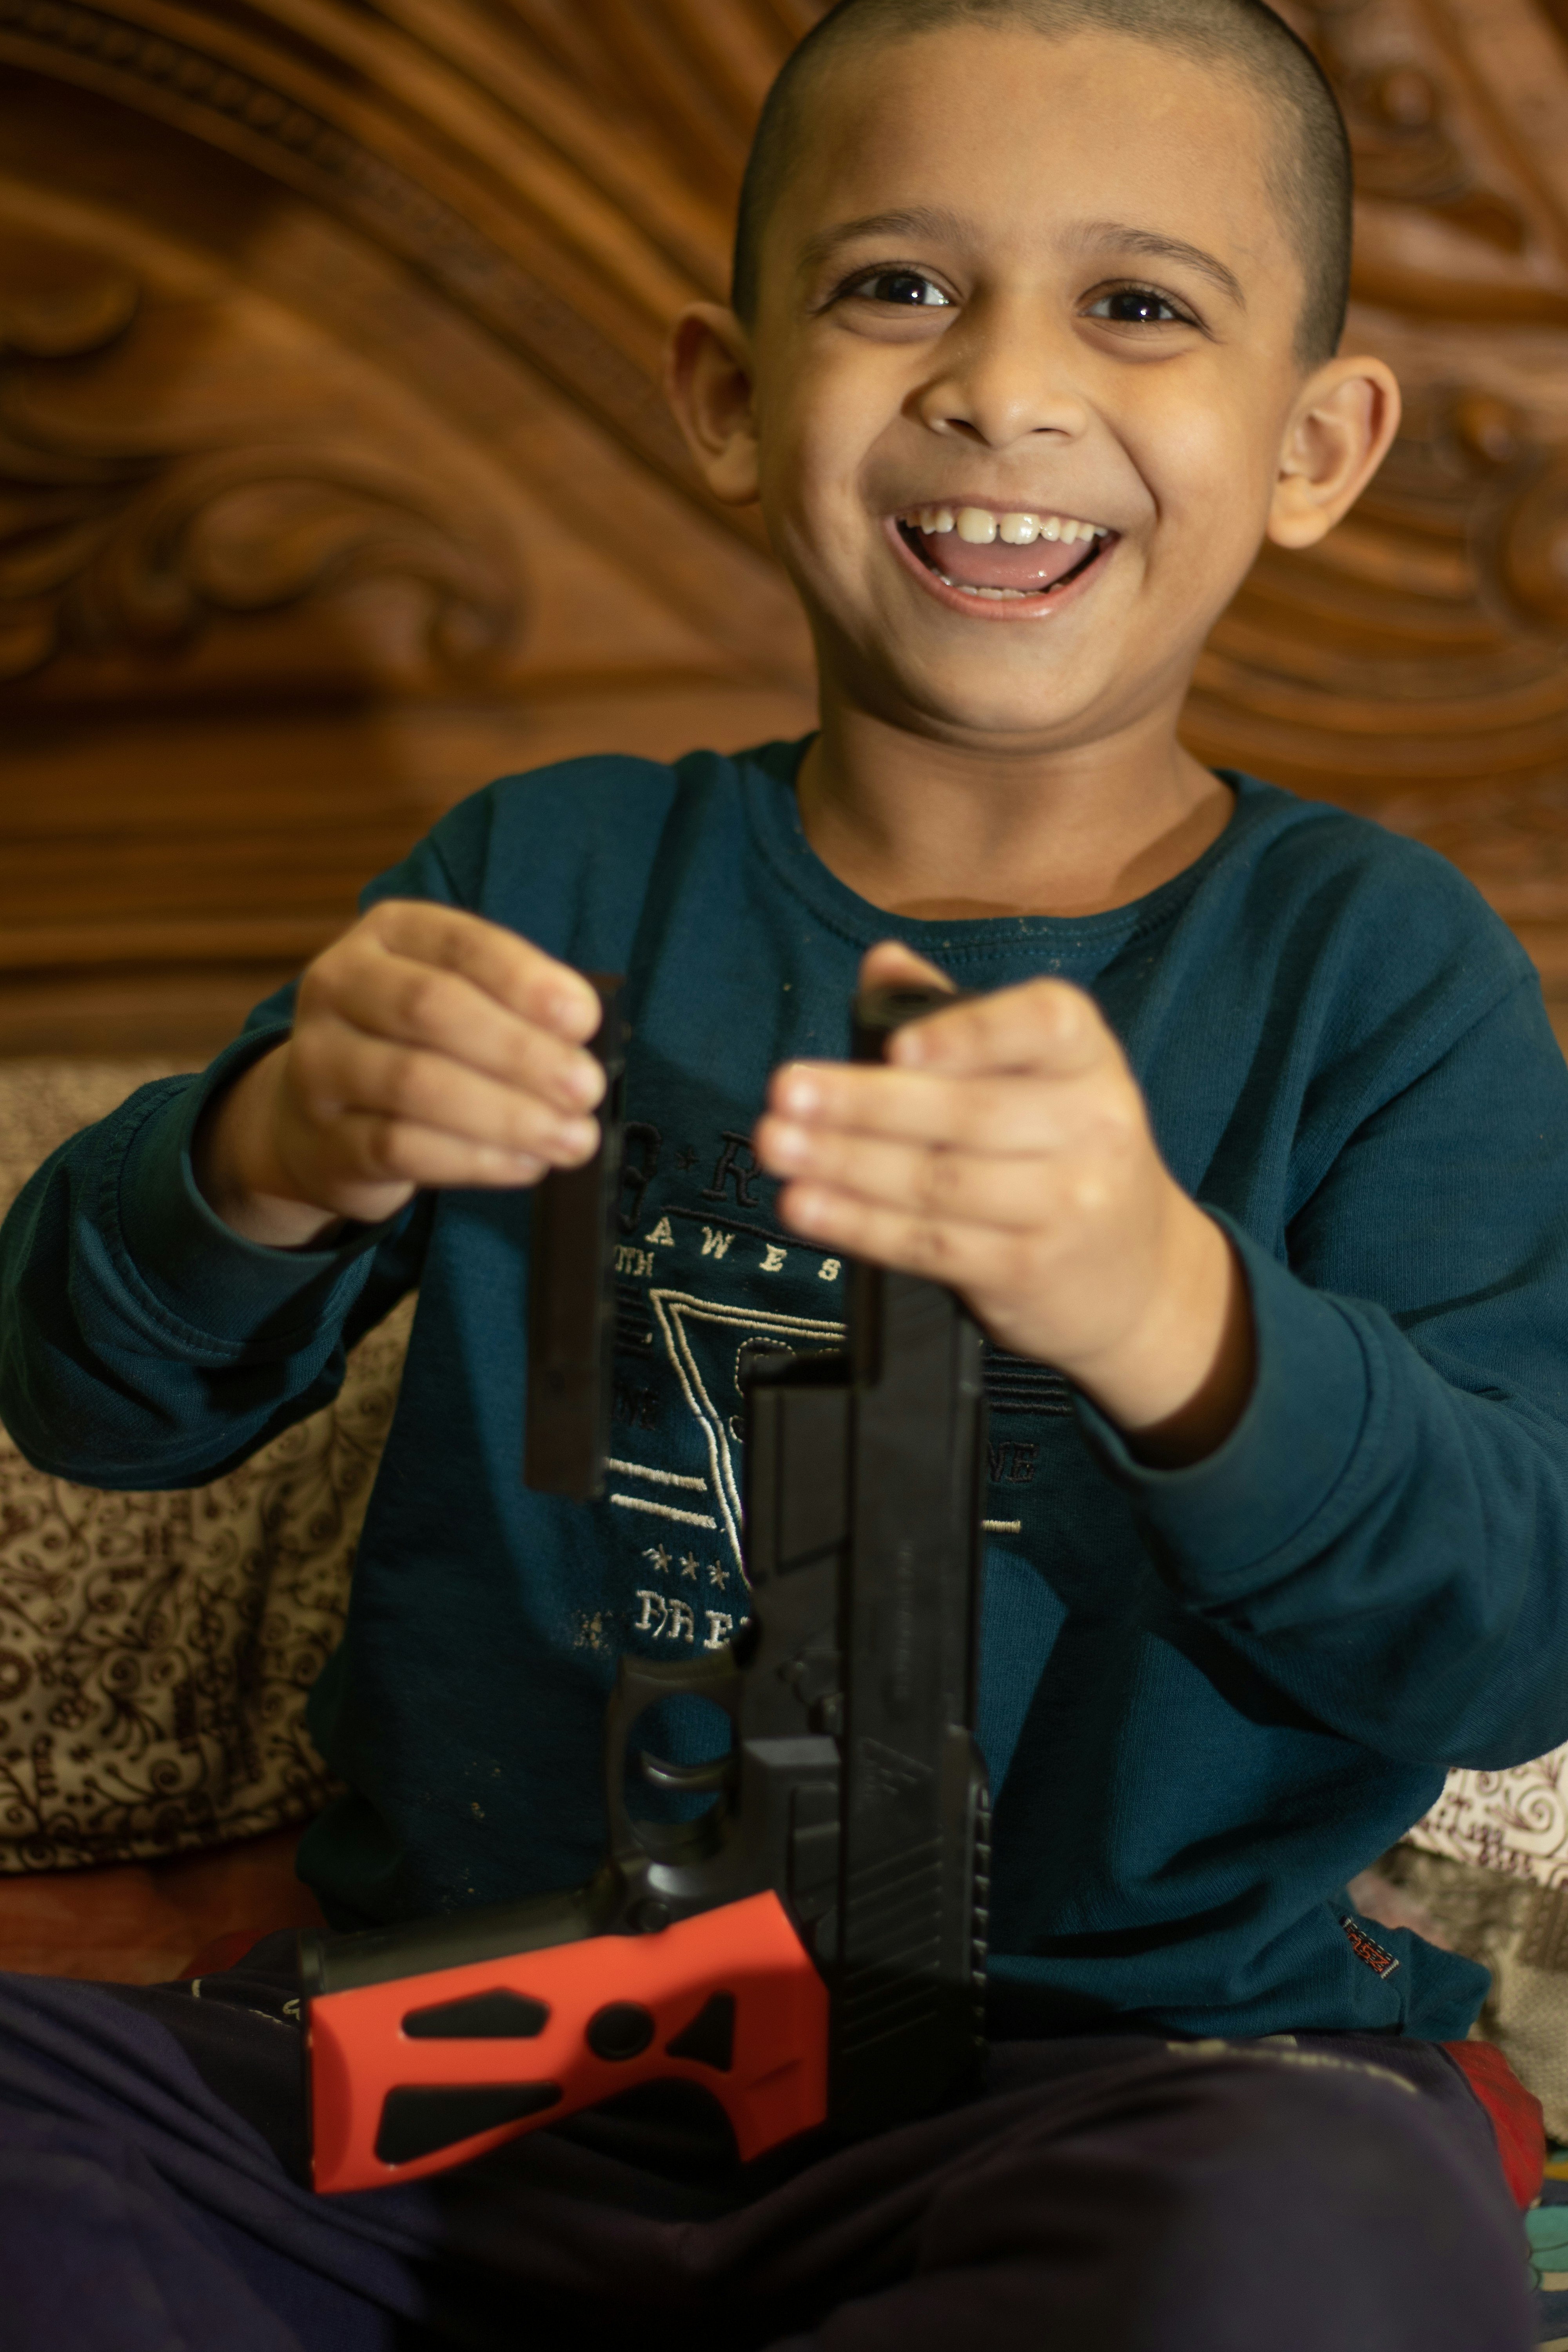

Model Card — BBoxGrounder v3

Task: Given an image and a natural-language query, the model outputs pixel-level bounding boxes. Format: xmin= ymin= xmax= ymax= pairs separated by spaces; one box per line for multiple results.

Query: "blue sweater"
xmin=5 ymin=742 xmax=1568 ymax=2044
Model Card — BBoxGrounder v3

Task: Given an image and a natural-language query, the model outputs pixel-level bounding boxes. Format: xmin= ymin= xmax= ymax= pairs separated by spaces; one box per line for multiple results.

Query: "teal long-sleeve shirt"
xmin=5 ymin=742 xmax=1568 ymax=2043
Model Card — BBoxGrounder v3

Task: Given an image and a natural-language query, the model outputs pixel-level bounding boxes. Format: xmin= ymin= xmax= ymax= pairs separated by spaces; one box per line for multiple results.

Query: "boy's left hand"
xmin=754 ymin=944 xmax=1254 ymax=1467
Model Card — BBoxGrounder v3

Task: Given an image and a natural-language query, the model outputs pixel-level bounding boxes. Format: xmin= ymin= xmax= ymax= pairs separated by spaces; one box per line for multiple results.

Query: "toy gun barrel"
xmin=301 ymin=981 xmax=990 ymax=2190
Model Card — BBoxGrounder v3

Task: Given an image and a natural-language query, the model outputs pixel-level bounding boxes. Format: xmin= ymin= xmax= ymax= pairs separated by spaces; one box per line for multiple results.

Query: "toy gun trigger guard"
xmin=301 ymin=974 xmax=991 ymax=2194
xmin=602 ymin=1644 xmax=747 ymax=1875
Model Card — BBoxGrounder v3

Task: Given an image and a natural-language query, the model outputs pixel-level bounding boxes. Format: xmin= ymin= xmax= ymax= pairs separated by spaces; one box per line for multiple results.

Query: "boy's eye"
xmin=1085 ymin=285 xmax=1192 ymax=327
xmin=850 ymin=269 xmax=952 ymax=309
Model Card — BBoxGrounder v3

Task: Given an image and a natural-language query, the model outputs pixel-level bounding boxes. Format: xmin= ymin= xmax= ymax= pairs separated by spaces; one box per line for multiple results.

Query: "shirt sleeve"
xmin=0 ymin=829 xmax=461 ymax=1489
xmin=1080 ymin=969 xmax=1568 ymax=1771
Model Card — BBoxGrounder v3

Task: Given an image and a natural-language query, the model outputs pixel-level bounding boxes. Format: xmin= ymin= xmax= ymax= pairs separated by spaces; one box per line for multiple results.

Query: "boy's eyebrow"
xmin=1071 ymin=220 xmax=1247 ymax=310
xmin=798 ymin=207 xmax=972 ymax=276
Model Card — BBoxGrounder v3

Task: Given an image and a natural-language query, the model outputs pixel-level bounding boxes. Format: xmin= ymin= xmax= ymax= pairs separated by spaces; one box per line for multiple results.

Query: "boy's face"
xmin=724 ymin=26 xmax=1356 ymax=750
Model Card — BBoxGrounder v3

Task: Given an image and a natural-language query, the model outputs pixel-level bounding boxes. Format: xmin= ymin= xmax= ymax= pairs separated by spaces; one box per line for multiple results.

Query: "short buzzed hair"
xmin=732 ymin=0 xmax=1353 ymax=369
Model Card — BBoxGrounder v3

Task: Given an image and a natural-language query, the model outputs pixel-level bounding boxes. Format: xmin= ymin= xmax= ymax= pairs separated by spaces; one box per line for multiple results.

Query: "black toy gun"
xmin=301 ymin=982 xmax=991 ymax=2192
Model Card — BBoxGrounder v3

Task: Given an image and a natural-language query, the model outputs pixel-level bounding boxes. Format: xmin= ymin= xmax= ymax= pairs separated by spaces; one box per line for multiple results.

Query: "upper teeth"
xmin=911 ymin=505 xmax=1109 ymax=546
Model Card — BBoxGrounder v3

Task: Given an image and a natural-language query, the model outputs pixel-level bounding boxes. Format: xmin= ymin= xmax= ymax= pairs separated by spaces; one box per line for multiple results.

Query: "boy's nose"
xmin=913 ymin=303 xmax=1089 ymax=450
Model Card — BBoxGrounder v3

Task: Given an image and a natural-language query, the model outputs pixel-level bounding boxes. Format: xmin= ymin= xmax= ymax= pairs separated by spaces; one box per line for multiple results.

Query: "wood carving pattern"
xmin=1185 ymin=0 xmax=1568 ymax=976
xmin=0 ymin=0 xmax=708 ymax=513
xmin=0 ymin=227 xmax=519 ymax=681
xmin=1186 ymin=381 xmax=1568 ymax=905
xmin=1308 ymin=6 xmax=1537 ymax=284
xmin=0 ymin=0 xmax=1565 ymax=1032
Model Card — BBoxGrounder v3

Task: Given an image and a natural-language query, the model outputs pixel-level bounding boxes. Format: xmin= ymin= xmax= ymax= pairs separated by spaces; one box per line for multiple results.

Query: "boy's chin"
xmin=869 ymin=651 xmax=1124 ymax=748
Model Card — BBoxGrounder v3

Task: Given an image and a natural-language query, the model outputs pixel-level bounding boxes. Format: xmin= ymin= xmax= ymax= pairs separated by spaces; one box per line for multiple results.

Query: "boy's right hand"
xmin=193 ymin=901 xmax=607 ymax=1249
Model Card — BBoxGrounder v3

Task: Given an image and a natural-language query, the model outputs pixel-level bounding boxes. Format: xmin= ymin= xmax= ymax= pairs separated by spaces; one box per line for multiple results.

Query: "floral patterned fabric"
xmin=1411 ymin=1763 xmax=1568 ymax=1891
xmin=0 ymin=1061 xmax=410 ymax=1873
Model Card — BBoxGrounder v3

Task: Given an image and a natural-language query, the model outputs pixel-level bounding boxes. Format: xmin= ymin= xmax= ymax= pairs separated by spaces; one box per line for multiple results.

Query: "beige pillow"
xmin=0 ymin=1061 xmax=410 ymax=1872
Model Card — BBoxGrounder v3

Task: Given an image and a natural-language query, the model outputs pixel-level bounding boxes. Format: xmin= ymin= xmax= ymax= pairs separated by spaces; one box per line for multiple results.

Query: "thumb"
xmin=858 ymin=939 xmax=956 ymax=995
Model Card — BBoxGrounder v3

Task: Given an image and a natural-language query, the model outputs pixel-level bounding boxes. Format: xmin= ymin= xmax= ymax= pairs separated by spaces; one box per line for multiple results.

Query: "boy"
xmin=0 ymin=1 xmax=1563 ymax=2345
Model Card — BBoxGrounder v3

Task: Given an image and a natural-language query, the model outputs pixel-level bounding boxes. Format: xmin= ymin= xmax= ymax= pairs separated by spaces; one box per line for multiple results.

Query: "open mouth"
xmin=893 ymin=502 xmax=1116 ymax=608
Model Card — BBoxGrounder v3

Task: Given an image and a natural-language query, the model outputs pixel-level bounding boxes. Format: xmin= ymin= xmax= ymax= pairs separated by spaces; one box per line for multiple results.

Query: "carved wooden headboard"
xmin=2 ymin=0 xmax=1566 ymax=1056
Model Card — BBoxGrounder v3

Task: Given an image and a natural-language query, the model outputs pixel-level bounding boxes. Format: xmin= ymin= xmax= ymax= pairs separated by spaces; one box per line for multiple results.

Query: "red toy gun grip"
xmin=308 ymin=1891 xmax=829 ymax=2192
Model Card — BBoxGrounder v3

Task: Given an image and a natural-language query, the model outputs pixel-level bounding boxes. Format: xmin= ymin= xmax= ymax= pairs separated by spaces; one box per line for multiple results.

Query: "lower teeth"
xmin=938 ymin=576 xmax=1030 ymax=599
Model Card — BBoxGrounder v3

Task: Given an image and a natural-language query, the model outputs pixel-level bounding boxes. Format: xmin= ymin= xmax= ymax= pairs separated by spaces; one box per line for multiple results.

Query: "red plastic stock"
xmin=309 ymin=1890 xmax=829 ymax=2192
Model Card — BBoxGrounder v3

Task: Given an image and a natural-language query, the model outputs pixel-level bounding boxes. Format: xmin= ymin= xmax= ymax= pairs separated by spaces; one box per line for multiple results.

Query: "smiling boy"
xmin=1 ymin=3 xmax=1565 ymax=2348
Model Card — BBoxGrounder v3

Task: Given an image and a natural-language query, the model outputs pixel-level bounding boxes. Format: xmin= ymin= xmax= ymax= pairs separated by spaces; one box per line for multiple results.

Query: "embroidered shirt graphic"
xmin=609 ymin=1289 xmax=845 ymax=1575
xmin=588 ymin=1113 xmax=1047 ymax=1668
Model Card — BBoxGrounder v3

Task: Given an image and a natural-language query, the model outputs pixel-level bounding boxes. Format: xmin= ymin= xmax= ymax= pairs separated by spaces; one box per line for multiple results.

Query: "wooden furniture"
xmin=1 ymin=0 xmax=1567 ymax=1056
xmin=0 ymin=1826 xmax=321 ymax=1984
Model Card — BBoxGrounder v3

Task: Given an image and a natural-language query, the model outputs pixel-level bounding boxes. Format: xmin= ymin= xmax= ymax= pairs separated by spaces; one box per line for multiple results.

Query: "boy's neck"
xmin=796 ymin=702 xmax=1235 ymax=923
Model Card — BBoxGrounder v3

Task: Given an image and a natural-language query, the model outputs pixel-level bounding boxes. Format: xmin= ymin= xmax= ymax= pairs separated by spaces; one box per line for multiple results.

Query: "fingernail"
xmin=766 ymin=1121 xmax=809 ymax=1168
xmin=549 ymin=989 xmax=597 ymax=1036
xmin=777 ymin=1068 xmax=819 ymax=1114
xmin=553 ymin=1118 xmax=599 ymax=1158
xmin=786 ymin=1187 xmax=828 ymax=1234
xmin=559 ymin=1055 xmax=602 ymax=1107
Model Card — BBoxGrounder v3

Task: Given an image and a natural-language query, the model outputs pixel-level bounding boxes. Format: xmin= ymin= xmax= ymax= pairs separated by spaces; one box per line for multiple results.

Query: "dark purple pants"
xmin=0 ymin=1935 xmax=1534 ymax=2352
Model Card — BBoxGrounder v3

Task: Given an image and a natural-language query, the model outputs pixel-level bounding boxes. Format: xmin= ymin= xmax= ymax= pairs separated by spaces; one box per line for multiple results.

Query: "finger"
xmin=777 ymin=1179 xmax=1019 ymax=1292
xmin=299 ymin=1026 xmax=600 ymax=1165
xmin=358 ymin=901 xmax=603 ymax=1040
xmin=757 ymin=1117 xmax=1051 ymax=1230
xmin=889 ymin=975 xmax=1111 ymax=1076
xmin=332 ymin=1112 xmax=553 ymax=1192
xmin=858 ymin=939 xmax=956 ymax=995
xmin=323 ymin=949 xmax=604 ymax=1116
xmin=763 ymin=1062 xmax=1111 ymax=1155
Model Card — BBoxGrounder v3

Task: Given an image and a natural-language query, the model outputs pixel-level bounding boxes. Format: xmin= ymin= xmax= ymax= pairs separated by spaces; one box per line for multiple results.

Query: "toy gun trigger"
xmin=637 ymin=1751 xmax=734 ymax=1796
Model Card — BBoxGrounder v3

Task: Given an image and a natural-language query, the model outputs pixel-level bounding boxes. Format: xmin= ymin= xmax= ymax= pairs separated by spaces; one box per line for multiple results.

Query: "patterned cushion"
xmin=1411 ymin=1759 xmax=1568 ymax=1892
xmin=0 ymin=1061 xmax=411 ymax=1873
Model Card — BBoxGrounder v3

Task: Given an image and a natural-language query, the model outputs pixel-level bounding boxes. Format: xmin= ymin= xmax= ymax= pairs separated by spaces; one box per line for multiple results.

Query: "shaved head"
xmin=733 ymin=0 xmax=1353 ymax=368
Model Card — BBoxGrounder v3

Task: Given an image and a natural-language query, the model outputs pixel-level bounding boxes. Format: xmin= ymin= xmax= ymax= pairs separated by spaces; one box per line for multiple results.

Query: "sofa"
xmin=4 ymin=1059 xmax=1568 ymax=2136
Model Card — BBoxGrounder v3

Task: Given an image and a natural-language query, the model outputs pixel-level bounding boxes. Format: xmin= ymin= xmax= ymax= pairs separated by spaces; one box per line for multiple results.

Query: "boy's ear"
xmin=1267 ymin=355 xmax=1403 ymax=551
xmin=664 ymin=305 xmax=760 ymax=507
